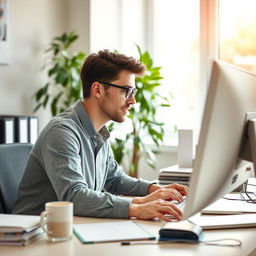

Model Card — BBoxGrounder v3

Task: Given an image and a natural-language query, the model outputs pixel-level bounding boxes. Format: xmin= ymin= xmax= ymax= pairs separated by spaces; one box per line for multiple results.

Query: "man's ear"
xmin=91 ymin=82 xmax=104 ymax=98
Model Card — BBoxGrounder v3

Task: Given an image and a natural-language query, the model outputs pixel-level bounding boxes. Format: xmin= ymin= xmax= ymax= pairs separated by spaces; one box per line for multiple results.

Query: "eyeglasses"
xmin=240 ymin=180 xmax=256 ymax=204
xmin=99 ymin=81 xmax=137 ymax=99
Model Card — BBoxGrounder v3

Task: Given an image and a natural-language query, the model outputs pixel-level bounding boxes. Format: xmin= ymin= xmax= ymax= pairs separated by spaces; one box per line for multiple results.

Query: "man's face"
xmin=99 ymin=70 xmax=136 ymax=123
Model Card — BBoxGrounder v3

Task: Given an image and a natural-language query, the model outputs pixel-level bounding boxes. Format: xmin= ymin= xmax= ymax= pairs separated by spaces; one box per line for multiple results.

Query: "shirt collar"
xmin=74 ymin=100 xmax=110 ymax=141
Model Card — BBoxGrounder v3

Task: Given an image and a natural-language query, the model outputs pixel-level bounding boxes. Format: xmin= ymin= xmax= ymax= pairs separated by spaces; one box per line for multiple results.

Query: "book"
xmin=0 ymin=232 xmax=43 ymax=246
xmin=0 ymin=214 xmax=40 ymax=233
xmin=158 ymin=165 xmax=192 ymax=186
xmin=0 ymin=228 xmax=43 ymax=245
xmin=159 ymin=165 xmax=193 ymax=175
xmin=0 ymin=214 xmax=43 ymax=246
xmin=73 ymin=220 xmax=155 ymax=244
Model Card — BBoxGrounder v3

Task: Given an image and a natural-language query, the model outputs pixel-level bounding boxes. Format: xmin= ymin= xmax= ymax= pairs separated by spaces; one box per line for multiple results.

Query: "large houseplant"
xmin=109 ymin=45 xmax=171 ymax=177
xmin=34 ymin=31 xmax=86 ymax=116
xmin=34 ymin=32 xmax=171 ymax=178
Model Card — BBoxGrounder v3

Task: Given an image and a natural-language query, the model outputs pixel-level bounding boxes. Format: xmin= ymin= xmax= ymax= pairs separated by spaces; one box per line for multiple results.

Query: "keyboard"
xmin=164 ymin=197 xmax=187 ymax=220
xmin=171 ymin=197 xmax=187 ymax=212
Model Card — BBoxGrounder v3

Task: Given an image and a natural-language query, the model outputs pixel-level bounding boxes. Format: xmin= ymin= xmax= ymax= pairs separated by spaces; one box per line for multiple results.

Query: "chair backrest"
xmin=0 ymin=143 xmax=33 ymax=213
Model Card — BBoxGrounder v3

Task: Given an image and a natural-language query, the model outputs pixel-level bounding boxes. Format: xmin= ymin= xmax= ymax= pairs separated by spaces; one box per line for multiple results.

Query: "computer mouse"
xmin=159 ymin=220 xmax=203 ymax=241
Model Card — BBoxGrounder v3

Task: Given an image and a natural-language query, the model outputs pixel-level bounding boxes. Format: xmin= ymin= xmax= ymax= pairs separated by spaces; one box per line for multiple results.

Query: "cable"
xmin=121 ymin=238 xmax=242 ymax=247
xmin=243 ymin=179 xmax=256 ymax=204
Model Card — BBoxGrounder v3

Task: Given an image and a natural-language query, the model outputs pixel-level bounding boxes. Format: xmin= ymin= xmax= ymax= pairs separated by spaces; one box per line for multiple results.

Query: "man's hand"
xmin=129 ymin=200 xmax=183 ymax=222
xmin=132 ymin=183 xmax=189 ymax=204
xmin=148 ymin=183 xmax=189 ymax=196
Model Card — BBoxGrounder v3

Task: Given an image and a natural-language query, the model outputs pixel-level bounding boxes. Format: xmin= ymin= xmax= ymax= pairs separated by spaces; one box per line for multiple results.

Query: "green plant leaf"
xmin=35 ymin=83 xmax=49 ymax=101
xmin=33 ymin=102 xmax=44 ymax=113
xmin=34 ymin=31 xmax=86 ymax=116
xmin=43 ymin=94 xmax=49 ymax=108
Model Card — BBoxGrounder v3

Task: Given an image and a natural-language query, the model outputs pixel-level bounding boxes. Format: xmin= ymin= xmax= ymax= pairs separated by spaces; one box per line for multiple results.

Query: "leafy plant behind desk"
xmin=109 ymin=45 xmax=171 ymax=178
xmin=34 ymin=33 xmax=171 ymax=178
xmin=34 ymin=31 xmax=86 ymax=116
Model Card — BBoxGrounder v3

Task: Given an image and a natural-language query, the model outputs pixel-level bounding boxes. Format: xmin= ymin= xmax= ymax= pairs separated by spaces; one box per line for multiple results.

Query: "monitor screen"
xmin=183 ymin=60 xmax=256 ymax=220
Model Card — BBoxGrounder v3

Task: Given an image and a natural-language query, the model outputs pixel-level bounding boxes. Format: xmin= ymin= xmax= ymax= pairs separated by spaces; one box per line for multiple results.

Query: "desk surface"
xmin=1 ymin=216 xmax=256 ymax=256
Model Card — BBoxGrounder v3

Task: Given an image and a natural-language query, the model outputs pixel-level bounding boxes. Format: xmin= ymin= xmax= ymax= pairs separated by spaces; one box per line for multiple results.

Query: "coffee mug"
xmin=40 ymin=201 xmax=73 ymax=242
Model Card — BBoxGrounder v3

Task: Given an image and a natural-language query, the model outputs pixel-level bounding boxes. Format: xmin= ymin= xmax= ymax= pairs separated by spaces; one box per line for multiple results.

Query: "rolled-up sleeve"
xmin=104 ymin=146 xmax=152 ymax=196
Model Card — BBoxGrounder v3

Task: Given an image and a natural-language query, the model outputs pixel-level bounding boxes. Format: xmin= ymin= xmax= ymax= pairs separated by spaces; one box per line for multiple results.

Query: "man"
xmin=13 ymin=50 xmax=188 ymax=222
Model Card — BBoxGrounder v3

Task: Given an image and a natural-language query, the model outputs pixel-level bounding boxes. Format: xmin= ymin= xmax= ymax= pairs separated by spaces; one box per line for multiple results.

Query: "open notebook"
xmin=73 ymin=220 xmax=155 ymax=244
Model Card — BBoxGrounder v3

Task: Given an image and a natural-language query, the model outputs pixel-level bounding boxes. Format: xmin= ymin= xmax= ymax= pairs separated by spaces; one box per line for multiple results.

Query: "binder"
xmin=0 ymin=115 xmax=38 ymax=144
xmin=0 ymin=117 xmax=14 ymax=144
xmin=14 ymin=116 xmax=29 ymax=143
xmin=28 ymin=116 xmax=38 ymax=144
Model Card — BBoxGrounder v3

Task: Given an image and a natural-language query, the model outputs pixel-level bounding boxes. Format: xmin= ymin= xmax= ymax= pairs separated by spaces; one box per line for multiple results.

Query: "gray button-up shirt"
xmin=13 ymin=101 xmax=152 ymax=218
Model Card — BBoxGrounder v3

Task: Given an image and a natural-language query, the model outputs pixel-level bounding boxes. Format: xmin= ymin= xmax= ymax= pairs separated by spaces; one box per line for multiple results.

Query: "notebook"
xmin=202 ymin=194 xmax=256 ymax=215
xmin=189 ymin=213 xmax=256 ymax=230
xmin=0 ymin=214 xmax=40 ymax=233
xmin=73 ymin=220 xmax=155 ymax=244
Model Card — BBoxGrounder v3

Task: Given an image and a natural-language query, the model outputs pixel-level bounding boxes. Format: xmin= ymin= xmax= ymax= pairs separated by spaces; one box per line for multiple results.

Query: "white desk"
xmin=1 ymin=216 xmax=256 ymax=256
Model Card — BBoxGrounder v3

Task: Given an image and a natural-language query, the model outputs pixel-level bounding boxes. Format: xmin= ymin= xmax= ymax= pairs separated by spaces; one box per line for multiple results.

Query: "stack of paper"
xmin=158 ymin=165 xmax=192 ymax=186
xmin=0 ymin=214 xmax=43 ymax=246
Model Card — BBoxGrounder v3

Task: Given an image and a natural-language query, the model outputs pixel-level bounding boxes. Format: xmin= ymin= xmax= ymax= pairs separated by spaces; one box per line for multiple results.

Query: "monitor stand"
xmin=240 ymin=112 xmax=256 ymax=178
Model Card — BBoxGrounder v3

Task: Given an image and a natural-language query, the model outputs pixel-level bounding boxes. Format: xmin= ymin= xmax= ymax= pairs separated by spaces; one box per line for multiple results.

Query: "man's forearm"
xmin=131 ymin=183 xmax=161 ymax=204
xmin=147 ymin=183 xmax=161 ymax=194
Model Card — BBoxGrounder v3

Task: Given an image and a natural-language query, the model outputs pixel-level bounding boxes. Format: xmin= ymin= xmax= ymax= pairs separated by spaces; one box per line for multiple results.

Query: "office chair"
xmin=0 ymin=143 xmax=33 ymax=213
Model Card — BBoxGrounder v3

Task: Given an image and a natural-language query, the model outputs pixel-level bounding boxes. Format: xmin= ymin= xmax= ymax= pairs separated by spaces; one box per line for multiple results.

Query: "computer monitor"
xmin=183 ymin=60 xmax=256 ymax=220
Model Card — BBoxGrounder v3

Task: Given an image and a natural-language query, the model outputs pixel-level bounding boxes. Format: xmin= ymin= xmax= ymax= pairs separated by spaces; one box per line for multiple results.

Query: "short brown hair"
xmin=80 ymin=50 xmax=145 ymax=98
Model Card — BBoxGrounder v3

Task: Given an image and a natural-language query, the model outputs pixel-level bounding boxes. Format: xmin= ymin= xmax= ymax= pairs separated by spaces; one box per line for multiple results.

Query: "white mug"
xmin=40 ymin=201 xmax=73 ymax=242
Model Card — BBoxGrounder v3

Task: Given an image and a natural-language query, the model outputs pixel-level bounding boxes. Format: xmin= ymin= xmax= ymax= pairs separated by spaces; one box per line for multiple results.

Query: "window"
xmin=90 ymin=0 xmax=202 ymax=145
xmin=219 ymin=0 xmax=256 ymax=72
xmin=152 ymin=0 xmax=200 ymax=144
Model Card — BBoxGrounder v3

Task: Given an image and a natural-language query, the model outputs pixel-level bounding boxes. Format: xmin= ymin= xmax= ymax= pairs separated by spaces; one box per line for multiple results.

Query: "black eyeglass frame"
xmin=98 ymin=81 xmax=137 ymax=99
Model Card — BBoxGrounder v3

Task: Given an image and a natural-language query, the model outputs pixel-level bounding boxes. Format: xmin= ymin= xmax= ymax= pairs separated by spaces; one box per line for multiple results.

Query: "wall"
xmin=0 ymin=0 xmax=90 ymax=131
xmin=0 ymin=0 xmax=65 ymax=130
xmin=67 ymin=0 xmax=90 ymax=53
xmin=139 ymin=146 xmax=177 ymax=181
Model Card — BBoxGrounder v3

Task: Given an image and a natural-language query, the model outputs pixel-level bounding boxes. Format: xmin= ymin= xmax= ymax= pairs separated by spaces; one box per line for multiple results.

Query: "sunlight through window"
xmin=152 ymin=0 xmax=199 ymax=144
xmin=219 ymin=0 xmax=256 ymax=72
